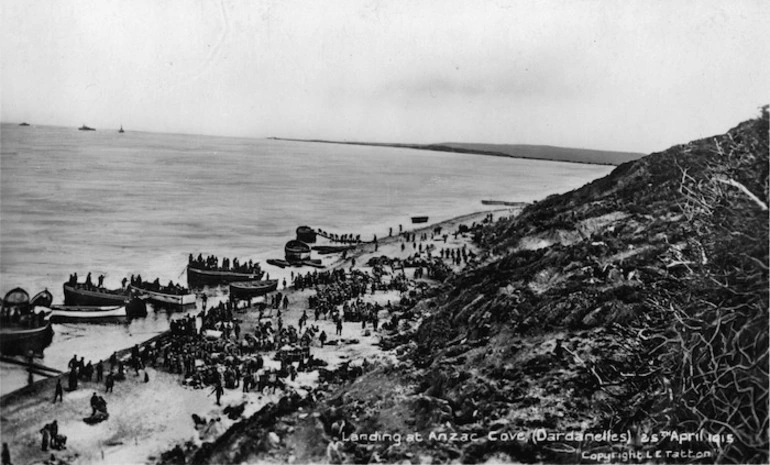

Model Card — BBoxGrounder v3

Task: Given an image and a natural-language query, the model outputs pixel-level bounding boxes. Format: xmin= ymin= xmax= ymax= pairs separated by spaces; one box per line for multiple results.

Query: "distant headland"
xmin=269 ymin=137 xmax=645 ymax=166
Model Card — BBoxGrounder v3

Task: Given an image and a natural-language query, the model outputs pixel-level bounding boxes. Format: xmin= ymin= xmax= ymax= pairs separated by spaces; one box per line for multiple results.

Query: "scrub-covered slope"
xmin=186 ymin=110 xmax=768 ymax=464
xmin=404 ymin=109 xmax=768 ymax=463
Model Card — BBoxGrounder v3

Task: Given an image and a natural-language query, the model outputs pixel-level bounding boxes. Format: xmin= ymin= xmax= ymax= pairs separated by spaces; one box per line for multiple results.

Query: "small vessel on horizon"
xmin=78 ymin=124 xmax=96 ymax=131
xmin=19 ymin=122 xmax=30 ymax=127
xmin=118 ymin=125 xmax=124 ymax=133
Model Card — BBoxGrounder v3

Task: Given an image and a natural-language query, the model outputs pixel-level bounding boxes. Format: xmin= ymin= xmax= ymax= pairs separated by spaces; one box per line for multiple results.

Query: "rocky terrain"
xmin=187 ymin=109 xmax=768 ymax=464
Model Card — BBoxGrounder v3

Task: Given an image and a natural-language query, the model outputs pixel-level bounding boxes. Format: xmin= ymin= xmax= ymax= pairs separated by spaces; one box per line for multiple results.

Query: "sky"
xmin=1 ymin=0 xmax=769 ymax=153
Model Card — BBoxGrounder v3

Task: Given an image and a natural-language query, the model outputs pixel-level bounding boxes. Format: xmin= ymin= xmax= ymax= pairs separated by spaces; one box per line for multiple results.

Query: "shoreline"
xmin=0 ymin=206 xmax=522 ymax=465
xmin=0 ymin=202 xmax=520 ymax=396
xmin=269 ymin=137 xmax=642 ymax=166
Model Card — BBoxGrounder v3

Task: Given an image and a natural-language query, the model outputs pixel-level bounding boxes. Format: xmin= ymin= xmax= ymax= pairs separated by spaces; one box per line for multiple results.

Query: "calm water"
xmin=0 ymin=123 xmax=613 ymax=393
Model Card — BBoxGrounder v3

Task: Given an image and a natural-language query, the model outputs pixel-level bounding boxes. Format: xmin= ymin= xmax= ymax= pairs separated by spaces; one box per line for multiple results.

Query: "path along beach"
xmin=0 ymin=208 xmax=517 ymax=465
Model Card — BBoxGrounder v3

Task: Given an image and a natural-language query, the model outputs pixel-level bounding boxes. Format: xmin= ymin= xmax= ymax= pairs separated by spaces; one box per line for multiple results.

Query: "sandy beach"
xmin=0 ymin=207 xmax=520 ymax=465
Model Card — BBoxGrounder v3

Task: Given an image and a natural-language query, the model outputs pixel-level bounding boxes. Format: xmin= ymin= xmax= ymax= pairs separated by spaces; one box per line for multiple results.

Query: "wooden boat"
xmin=411 ymin=216 xmax=429 ymax=224
xmin=130 ymin=285 xmax=196 ymax=307
xmin=51 ymin=295 xmax=146 ymax=319
xmin=1 ymin=288 xmax=54 ymax=356
xmin=285 ymin=240 xmax=311 ymax=262
xmin=30 ymin=289 xmax=53 ymax=308
xmin=78 ymin=125 xmax=95 ymax=131
xmin=63 ymin=282 xmax=129 ymax=306
xmin=300 ymin=259 xmax=325 ymax=269
xmin=267 ymin=259 xmax=290 ymax=269
xmin=0 ymin=322 xmax=54 ymax=355
xmin=49 ymin=306 xmax=128 ymax=323
xmin=186 ymin=265 xmax=264 ymax=287
xmin=229 ymin=280 xmax=278 ymax=300
xmin=312 ymin=245 xmax=354 ymax=255
xmin=296 ymin=226 xmax=317 ymax=243
xmin=19 ymin=122 xmax=30 ymax=127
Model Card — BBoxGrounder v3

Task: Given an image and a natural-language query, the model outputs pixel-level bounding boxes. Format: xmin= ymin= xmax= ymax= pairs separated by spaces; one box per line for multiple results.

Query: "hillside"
xmin=271 ymin=138 xmax=644 ymax=166
xmin=189 ymin=110 xmax=767 ymax=464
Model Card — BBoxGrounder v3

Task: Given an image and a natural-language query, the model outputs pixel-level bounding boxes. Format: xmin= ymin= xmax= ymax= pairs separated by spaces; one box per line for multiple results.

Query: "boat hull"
xmin=229 ymin=280 xmax=278 ymax=300
xmin=30 ymin=290 xmax=53 ymax=308
xmin=285 ymin=240 xmax=312 ymax=262
xmin=0 ymin=323 xmax=54 ymax=356
xmin=312 ymin=245 xmax=354 ymax=255
xmin=296 ymin=226 xmax=317 ymax=243
xmin=49 ymin=306 xmax=127 ymax=323
xmin=186 ymin=266 xmax=264 ymax=287
xmin=130 ymin=286 xmax=196 ymax=306
xmin=411 ymin=216 xmax=429 ymax=224
xmin=266 ymin=259 xmax=290 ymax=269
xmin=63 ymin=283 xmax=129 ymax=306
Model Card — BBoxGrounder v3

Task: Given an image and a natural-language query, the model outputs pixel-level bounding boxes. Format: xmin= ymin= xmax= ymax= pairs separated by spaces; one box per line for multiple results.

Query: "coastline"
xmin=0 ymin=206 xmax=522 ymax=465
xmin=269 ymin=137 xmax=644 ymax=166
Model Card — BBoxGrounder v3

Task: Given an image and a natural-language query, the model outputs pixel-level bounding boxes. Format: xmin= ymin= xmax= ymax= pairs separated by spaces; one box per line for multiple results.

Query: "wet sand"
xmin=0 ymin=207 xmax=520 ymax=465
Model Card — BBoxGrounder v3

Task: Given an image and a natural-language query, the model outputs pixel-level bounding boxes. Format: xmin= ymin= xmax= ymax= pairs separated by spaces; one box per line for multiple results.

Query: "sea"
xmin=0 ymin=123 xmax=614 ymax=394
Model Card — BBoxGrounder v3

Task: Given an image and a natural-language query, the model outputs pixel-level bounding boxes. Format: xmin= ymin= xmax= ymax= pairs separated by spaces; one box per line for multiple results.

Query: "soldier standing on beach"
xmin=212 ymin=381 xmax=224 ymax=406
xmin=2 ymin=443 xmax=10 ymax=465
xmin=67 ymin=367 xmax=77 ymax=391
xmin=53 ymin=380 xmax=63 ymax=403
xmin=39 ymin=425 xmax=49 ymax=451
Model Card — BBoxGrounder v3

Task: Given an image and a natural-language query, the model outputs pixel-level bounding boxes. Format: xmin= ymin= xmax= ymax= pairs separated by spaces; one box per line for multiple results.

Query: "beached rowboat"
xmin=285 ymin=240 xmax=311 ymax=262
xmin=229 ymin=280 xmax=278 ymax=300
xmin=30 ymin=289 xmax=53 ymax=308
xmin=312 ymin=245 xmax=354 ymax=255
xmin=186 ymin=265 xmax=265 ymax=287
xmin=49 ymin=306 xmax=128 ymax=323
xmin=0 ymin=322 xmax=54 ymax=356
xmin=130 ymin=285 xmax=196 ymax=306
xmin=301 ymin=259 xmax=325 ymax=269
xmin=267 ymin=259 xmax=290 ymax=268
xmin=1 ymin=287 xmax=54 ymax=356
xmin=411 ymin=216 xmax=429 ymax=224
xmin=63 ymin=283 xmax=129 ymax=306
xmin=296 ymin=226 xmax=317 ymax=243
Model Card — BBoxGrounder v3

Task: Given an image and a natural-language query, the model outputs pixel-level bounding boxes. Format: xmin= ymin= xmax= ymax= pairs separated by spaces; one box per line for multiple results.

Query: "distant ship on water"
xmin=78 ymin=124 xmax=96 ymax=131
xmin=119 ymin=125 xmax=125 ymax=133
xmin=19 ymin=122 xmax=30 ymax=127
